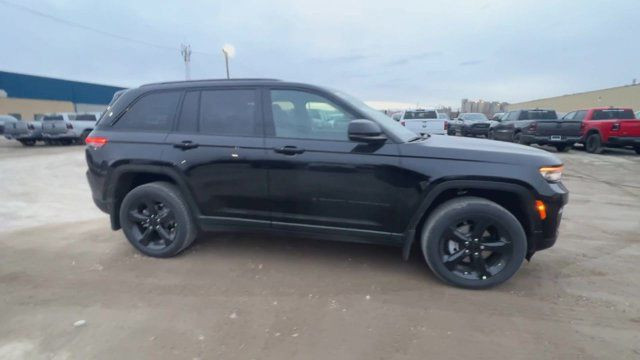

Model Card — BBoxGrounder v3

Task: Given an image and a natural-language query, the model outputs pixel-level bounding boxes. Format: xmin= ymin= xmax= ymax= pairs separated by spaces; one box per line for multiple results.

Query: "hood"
xmin=401 ymin=135 xmax=562 ymax=167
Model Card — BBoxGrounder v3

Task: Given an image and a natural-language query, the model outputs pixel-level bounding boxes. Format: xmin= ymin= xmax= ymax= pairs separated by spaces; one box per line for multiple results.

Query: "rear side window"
xmin=519 ymin=110 xmax=557 ymax=120
xmin=200 ymin=89 xmax=259 ymax=136
xmin=592 ymin=109 xmax=635 ymax=120
xmin=404 ymin=111 xmax=437 ymax=119
xmin=114 ymin=91 xmax=181 ymax=131
xmin=75 ymin=114 xmax=97 ymax=121
xmin=43 ymin=115 xmax=64 ymax=121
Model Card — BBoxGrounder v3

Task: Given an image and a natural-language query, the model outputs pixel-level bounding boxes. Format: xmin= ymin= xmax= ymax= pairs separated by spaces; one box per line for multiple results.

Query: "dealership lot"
xmin=0 ymin=138 xmax=639 ymax=359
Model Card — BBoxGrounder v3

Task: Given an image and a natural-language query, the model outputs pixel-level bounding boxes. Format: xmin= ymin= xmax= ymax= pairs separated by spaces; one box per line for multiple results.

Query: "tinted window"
xmin=200 ymin=89 xmax=258 ymax=136
xmin=270 ymin=90 xmax=355 ymax=140
xmin=562 ymin=112 xmax=575 ymax=120
xmin=75 ymin=114 xmax=97 ymax=121
xmin=462 ymin=113 xmax=488 ymax=121
xmin=519 ymin=110 xmax=557 ymax=120
xmin=177 ymin=91 xmax=200 ymax=133
xmin=574 ymin=110 xmax=587 ymax=121
xmin=115 ymin=91 xmax=180 ymax=131
xmin=592 ymin=109 xmax=635 ymax=120
xmin=43 ymin=115 xmax=64 ymax=121
xmin=404 ymin=110 xmax=437 ymax=119
xmin=507 ymin=112 xmax=518 ymax=120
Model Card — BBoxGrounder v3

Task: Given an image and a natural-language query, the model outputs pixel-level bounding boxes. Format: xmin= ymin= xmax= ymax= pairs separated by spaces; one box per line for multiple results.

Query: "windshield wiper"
xmin=407 ymin=134 xmax=430 ymax=142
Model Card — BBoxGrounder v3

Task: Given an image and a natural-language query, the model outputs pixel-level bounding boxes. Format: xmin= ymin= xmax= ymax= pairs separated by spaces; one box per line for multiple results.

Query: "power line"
xmin=0 ymin=0 xmax=177 ymax=52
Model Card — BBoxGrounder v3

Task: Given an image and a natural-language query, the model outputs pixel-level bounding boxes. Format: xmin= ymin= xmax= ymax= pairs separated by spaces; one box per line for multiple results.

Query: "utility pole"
xmin=180 ymin=44 xmax=192 ymax=80
xmin=223 ymin=50 xmax=230 ymax=79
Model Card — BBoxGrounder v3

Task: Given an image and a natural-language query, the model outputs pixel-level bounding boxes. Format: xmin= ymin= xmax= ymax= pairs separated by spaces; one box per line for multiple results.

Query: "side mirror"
xmin=348 ymin=119 xmax=386 ymax=142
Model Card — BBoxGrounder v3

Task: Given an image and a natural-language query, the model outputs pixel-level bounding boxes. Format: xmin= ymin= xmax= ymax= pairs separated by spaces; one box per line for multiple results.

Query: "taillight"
xmin=528 ymin=122 xmax=537 ymax=132
xmin=66 ymin=123 xmax=73 ymax=129
xmin=611 ymin=123 xmax=620 ymax=131
xmin=401 ymin=121 xmax=405 ymax=126
xmin=85 ymin=136 xmax=108 ymax=148
xmin=444 ymin=122 xmax=449 ymax=130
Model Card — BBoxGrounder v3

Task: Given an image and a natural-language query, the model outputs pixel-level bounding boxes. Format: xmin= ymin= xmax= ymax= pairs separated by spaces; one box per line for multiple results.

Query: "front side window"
xmin=270 ymin=90 xmax=355 ymax=140
xmin=114 ymin=91 xmax=181 ymax=131
xmin=200 ymin=89 xmax=258 ymax=136
xmin=574 ymin=110 xmax=587 ymax=121
xmin=75 ymin=114 xmax=97 ymax=121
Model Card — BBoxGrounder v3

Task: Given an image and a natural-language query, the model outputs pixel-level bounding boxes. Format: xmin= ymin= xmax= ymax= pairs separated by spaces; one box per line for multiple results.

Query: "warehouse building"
xmin=0 ymin=71 xmax=125 ymax=121
xmin=507 ymin=83 xmax=640 ymax=112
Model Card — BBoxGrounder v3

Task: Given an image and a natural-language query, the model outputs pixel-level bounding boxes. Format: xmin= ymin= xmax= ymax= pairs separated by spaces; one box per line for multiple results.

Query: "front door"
xmin=263 ymin=88 xmax=402 ymax=236
xmin=163 ymin=88 xmax=270 ymax=225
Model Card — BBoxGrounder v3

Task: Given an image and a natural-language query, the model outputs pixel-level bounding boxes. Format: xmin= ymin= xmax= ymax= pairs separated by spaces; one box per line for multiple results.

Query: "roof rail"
xmin=141 ymin=78 xmax=281 ymax=87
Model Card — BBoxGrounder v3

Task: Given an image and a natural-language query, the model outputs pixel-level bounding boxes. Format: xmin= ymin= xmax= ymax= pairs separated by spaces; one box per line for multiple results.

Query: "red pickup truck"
xmin=564 ymin=107 xmax=640 ymax=154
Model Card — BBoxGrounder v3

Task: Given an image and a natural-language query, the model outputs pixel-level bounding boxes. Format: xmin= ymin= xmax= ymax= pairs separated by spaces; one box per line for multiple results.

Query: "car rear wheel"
xmin=421 ymin=197 xmax=527 ymax=289
xmin=585 ymin=133 xmax=603 ymax=154
xmin=19 ymin=139 xmax=36 ymax=146
xmin=120 ymin=181 xmax=197 ymax=258
xmin=555 ymin=144 xmax=570 ymax=152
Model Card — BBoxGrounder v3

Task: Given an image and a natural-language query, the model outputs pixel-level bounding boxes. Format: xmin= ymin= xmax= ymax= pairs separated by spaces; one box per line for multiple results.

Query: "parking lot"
xmin=0 ymin=137 xmax=639 ymax=359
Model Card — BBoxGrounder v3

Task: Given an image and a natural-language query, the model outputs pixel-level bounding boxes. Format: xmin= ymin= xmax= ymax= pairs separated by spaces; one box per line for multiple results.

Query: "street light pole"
xmin=221 ymin=44 xmax=235 ymax=79
xmin=223 ymin=50 xmax=230 ymax=79
xmin=180 ymin=44 xmax=192 ymax=80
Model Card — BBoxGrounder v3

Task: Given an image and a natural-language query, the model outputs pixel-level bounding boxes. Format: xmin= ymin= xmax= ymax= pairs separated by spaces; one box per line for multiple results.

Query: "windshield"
xmin=404 ymin=110 xmax=438 ymax=119
xmin=593 ymin=109 xmax=635 ymax=120
xmin=332 ymin=90 xmax=417 ymax=142
xmin=519 ymin=110 xmax=557 ymax=120
xmin=462 ymin=113 xmax=488 ymax=121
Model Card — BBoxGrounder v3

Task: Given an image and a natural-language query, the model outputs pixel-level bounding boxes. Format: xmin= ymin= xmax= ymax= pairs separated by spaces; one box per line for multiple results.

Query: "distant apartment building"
xmin=460 ymin=99 xmax=508 ymax=116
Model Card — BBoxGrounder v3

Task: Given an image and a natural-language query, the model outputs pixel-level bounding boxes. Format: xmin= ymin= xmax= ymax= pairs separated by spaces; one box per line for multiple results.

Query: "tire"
xmin=554 ymin=144 xmax=570 ymax=152
xmin=420 ymin=197 xmax=527 ymax=289
xmin=19 ymin=139 xmax=36 ymax=146
xmin=513 ymin=132 xmax=525 ymax=145
xmin=585 ymin=133 xmax=603 ymax=154
xmin=487 ymin=130 xmax=494 ymax=140
xmin=119 ymin=181 xmax=197 ymax=258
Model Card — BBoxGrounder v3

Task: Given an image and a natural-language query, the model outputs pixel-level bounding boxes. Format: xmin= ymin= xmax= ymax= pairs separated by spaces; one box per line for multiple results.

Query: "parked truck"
xmin=575 ymin=107 xmax=640 ymax=154
xmin=41 ymin=112 xmax=101 ymax=145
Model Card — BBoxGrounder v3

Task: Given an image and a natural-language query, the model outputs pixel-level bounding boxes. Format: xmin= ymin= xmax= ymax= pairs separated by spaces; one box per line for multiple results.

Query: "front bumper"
xmin=529 ymin=182 xmax=568 ymax=256
xmin=522 ymin=135 xmax=581 ymax=145
xmin=462 ymin=125 xmax=490 ymax=135
xmin=607 ymin=136 xmax=640 ymax=147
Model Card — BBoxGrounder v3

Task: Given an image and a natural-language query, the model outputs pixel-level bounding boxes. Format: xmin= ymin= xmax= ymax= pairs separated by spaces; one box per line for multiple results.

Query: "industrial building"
xmin=507 ymin=83 xmax=640 ymax=112
xmin=0 ymin=71 xmax=125 ymax=121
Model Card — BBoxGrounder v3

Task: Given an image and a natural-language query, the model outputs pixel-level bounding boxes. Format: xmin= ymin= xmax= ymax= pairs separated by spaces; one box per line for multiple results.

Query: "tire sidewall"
xmin=119 ymin=183 xmax=193 ymax=257
xmin=586 ymin=134 xmax=601 ymax=153
xmin=421 ymin=199 xmax=527 ymax=289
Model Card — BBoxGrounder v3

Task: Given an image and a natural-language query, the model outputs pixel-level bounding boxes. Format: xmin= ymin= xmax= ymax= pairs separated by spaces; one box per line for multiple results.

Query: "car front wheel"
xmin=421 ymin=197 xmax=527 ymax=289
xmin=119 ymin=181 xmax=197 ymax=258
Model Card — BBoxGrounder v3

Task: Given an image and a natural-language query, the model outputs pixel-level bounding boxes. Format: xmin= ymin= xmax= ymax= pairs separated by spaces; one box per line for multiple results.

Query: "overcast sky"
xmin=1 ymin=0 xmax=639 ymax=108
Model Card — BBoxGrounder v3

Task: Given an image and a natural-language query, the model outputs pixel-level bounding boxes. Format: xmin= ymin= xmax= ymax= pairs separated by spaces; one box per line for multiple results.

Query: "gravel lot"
xmin=1 ymin=137 xmax=639 ymax=359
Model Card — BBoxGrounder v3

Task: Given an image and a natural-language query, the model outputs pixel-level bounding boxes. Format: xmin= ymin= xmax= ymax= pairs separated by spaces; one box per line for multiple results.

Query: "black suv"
xmin=86 ymin=79 xmax=568 ymax=289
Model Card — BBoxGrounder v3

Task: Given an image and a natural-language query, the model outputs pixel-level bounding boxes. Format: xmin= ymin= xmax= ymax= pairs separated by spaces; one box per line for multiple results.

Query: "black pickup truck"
xmin=488 ymin=109 xmax=582 ymax=152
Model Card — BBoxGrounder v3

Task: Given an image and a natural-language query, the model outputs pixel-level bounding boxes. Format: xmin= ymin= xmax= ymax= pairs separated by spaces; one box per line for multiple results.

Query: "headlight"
xmin=539 ymin=165 xmax=563 ymax=182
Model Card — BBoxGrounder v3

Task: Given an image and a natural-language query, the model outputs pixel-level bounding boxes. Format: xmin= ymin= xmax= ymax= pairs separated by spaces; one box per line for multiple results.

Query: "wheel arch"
xmin=107 ymin=164 xmax=200 ymax=230
xmin=402 ymin=179 xmax=539 ymax=261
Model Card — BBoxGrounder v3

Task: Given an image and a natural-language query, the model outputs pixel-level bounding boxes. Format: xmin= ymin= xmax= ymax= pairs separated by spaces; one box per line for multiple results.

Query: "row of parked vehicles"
xmin=392 ymin=107 xmax=640 ymax=154
xmin=0 ymin=112 xmax=101 ymax=146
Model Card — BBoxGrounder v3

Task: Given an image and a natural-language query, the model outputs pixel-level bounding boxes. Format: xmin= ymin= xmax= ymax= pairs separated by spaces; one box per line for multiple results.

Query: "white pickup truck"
xmin=41 ymin=112 xmax=102 ymax=144
xmin=391 ymin=109 xmax=447 ymax=136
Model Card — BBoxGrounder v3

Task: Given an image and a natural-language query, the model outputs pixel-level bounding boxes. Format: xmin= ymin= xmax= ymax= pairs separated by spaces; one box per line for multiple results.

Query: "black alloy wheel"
xmin=120 ymin=182 xmax=196 ymax=257
xmin=421 ymin=197 xmax=526 ymax=289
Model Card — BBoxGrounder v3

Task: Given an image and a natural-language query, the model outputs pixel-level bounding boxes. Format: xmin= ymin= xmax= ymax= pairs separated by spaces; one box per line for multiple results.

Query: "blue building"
xmin=0 ymin=71 xmax=126 ymax=121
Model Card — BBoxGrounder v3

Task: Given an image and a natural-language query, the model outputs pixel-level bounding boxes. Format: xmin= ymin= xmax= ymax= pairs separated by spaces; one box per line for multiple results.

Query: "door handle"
xmin=173 ymin=140 xmax=199 ymax=150
xmin=273 ymin=146 xmax=305 ymax=155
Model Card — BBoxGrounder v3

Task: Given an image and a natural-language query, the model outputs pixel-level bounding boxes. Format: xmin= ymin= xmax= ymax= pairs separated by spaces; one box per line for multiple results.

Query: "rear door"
xmin=264 ymin=87 xmax=402 ymax=236
xmin=593 ymin=109 xmax=640 ymax=136
xmin=403 ymin=110 xmax=443 ymax=135
xmin=41 ymin=114 xmax=68 ymax=135
xmin=163 ymin=87 xmax=270 ymax=224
